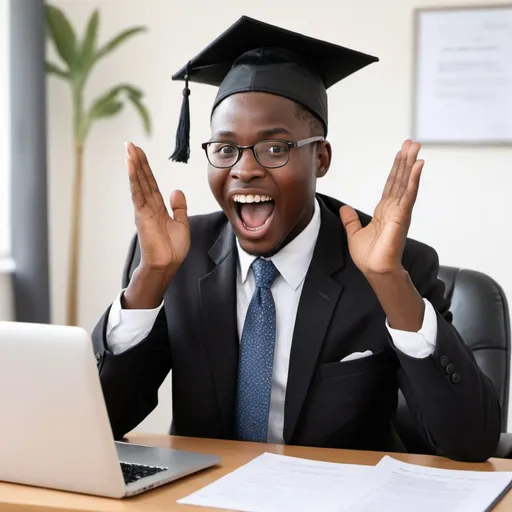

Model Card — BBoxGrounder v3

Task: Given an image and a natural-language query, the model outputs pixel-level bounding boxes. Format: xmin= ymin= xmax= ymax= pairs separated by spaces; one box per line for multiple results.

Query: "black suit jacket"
xmin=92 ymin=194 xmax=501 ymax=462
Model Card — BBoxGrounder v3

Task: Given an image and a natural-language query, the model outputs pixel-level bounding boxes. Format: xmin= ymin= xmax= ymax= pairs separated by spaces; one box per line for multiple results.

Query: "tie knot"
xmin=252 ymin=258 xmax=279 ymax=288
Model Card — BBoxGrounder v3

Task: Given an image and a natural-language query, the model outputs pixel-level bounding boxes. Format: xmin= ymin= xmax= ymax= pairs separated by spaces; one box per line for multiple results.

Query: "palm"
xmin=340 ymin=140 xmax=424 ymax=275
xmin=126 ymin=143 xmax=190 ymax=272
xmin=136 ymin=199 xmax=189 ymax=269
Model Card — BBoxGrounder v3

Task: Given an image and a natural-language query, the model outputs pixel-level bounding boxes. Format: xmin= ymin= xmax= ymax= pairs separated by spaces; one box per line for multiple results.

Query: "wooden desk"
xmin=1 ymin=434 xmax=512 ymax=511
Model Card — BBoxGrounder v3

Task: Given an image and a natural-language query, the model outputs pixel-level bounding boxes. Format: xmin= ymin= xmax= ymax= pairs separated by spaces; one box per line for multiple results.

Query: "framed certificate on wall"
xmin=412 ymin=5 xmax=512 ymax=145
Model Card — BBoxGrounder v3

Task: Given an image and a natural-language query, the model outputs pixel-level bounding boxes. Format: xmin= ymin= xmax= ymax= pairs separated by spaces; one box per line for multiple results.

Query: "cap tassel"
xmin=170 ymin=68 xmax=191 ymax=163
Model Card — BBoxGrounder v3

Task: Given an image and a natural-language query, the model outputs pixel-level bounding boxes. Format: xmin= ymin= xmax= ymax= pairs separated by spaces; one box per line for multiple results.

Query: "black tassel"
xmin=170 ymin=68 xmax=191 ymax=163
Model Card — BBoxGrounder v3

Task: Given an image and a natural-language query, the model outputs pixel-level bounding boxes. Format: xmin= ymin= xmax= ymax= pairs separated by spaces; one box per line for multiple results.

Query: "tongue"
xmin=240 ymin=202 xmax=274 ymax=229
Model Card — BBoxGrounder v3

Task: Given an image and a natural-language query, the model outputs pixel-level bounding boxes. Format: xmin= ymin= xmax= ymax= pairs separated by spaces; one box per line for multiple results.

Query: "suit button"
xmin=445 ymin=362 xmax=455 ymax=375
xmin=95 ymin=352 xmax=101 ymax=365
xmin=440 ymin=356 xmax=450 ymax=368
xmin=451 ymin=373 xmax=461 ymax=384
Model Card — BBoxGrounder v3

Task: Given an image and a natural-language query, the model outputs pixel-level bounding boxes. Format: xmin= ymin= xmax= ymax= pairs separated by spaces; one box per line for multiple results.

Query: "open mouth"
xmin=233 ymin=194 xmax=275 ymax=234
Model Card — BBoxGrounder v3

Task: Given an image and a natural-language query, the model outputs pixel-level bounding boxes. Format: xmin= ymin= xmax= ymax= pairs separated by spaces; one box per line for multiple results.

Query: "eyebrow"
xmin=212 ymin=127 xmax=294 ymax=139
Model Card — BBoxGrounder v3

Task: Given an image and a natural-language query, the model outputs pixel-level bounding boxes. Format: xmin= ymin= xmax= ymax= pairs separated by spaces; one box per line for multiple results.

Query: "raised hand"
xmin=125 ymin=141 xmax=190 ymax=276
xmin=340 ymin=139 xmax=424 ymax=277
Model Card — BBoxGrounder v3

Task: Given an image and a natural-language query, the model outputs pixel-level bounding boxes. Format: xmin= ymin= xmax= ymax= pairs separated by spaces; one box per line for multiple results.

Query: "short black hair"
xmin=294 ymin=102 xmax=325 ymax=137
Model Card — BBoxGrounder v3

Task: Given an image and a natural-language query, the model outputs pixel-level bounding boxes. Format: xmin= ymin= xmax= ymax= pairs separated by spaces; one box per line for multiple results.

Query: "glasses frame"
xmin=201 ymin=136 xmax=325 ymax=169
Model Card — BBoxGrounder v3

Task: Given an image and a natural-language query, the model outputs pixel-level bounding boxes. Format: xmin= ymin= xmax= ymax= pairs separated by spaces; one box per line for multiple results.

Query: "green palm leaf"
xmin=87 ymin=88 xmax=124 ymax=119
xmin=44 ymin=4 xmax=151 ymax=144
xmin=45 ymin=5 xmax=78 ymax=69
xmin=43 ymin=3 xmax=152 ymax=328
xmin=95 ymin=27 xmax=147 ymax=62
xmin=122 ymin=84 xmax=143 ymax=99
xmin=81 ymin=92 xmax=123 ymax=138
xmin=104 ymin=83 xmax=143 ymax=100
xmin=92 ymin=98 xmax=124 ymax=118
xmin=82 ymin=84 xmax=151 ymax=138
xmin=128 ymin=93 xmax=151 ymax=134
xmin=45 ymin=61 xmax=69 ymax=79
xmin=81 ymin=9 xmax=99 ymax=70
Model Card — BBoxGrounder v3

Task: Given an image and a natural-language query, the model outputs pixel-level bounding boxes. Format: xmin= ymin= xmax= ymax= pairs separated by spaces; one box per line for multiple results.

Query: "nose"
xmin=230 ymin=147 xmax=266 ymax=182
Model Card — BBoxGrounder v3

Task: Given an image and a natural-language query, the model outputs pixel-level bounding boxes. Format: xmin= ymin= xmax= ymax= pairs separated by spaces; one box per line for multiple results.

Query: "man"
xmin=92 ymin=16 xmax=500 ymax=462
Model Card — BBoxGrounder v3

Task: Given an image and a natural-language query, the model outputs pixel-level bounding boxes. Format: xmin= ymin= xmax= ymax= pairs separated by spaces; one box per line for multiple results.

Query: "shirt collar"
xmin=237 ymin=198 xmax=322 ymax=290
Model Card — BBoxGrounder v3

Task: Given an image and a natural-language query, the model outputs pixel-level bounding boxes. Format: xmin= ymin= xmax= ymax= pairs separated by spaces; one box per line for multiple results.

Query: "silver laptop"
xmin=0 ymin=321 xmax=220 ymax=498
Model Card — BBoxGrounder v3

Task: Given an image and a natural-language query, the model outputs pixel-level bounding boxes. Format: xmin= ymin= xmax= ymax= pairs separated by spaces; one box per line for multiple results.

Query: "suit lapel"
xmin=283 ymin=199 xmax=346 ymax=442
xmin=198 ymin=223 xmax=239 ymax=438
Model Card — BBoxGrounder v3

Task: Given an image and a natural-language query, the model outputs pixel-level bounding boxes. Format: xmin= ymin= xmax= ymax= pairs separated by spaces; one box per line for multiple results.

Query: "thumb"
xmin=340 ymin=205 xmax=362 ymax=240
xmin=169 ymin=190 xmax=189 ymax=227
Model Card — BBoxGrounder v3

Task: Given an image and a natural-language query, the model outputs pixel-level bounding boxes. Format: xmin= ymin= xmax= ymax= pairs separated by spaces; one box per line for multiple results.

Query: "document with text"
xmin=177 ymin=452 xmax=372 ymax=512
xmin=177 ymin=453 xmax=512 ymax=512
xmin=350 ymin=456 xmax=512 ymax=512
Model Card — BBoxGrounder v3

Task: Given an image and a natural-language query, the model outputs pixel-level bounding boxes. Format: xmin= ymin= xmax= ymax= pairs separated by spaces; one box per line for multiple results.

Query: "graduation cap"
xmin=170 ymin=16 xmax=378 ymax=163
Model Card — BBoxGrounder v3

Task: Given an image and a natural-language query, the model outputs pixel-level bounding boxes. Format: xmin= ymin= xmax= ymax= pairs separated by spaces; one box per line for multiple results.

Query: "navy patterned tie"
xmin=235 ymin=258 xmax=280 ymax=442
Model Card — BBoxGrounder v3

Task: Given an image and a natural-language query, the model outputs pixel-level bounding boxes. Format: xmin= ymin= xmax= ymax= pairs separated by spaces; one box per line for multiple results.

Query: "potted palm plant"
xmin=45 ymin=4 xmax=151 ymax=326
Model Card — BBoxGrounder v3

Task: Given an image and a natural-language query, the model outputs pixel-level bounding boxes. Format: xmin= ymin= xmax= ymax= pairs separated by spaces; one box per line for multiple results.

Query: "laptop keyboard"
xmin=120 ymin=462 xmax=168 ymax=485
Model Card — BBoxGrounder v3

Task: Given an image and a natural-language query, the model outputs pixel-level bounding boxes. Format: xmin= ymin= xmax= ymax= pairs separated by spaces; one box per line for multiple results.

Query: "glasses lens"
xmin=206 ymin=143 xmax=239 ymax=168
xmin=255 ymin=141 xmax=289 ymax=168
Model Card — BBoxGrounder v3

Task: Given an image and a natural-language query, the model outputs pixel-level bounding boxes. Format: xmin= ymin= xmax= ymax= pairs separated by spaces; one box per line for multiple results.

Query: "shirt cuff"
xmin=386 ymin=298 xmax=438 ymax=359
xmin=106 ymin=289 xmax=164 ymax=355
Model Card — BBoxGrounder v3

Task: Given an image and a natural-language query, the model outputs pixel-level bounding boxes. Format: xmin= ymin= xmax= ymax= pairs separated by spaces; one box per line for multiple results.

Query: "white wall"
xmin=47 ymin=0 xmax=512 ymax=434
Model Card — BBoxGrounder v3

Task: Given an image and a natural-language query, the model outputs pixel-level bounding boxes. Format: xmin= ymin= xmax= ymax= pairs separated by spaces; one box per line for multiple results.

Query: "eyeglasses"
xmin=201 ymin=136 xmax=325 ymax=169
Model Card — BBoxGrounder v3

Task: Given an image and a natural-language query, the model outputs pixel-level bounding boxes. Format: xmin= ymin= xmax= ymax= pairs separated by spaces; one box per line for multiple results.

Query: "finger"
xmin=340 ymin=205 xmax=362 ymax=240
xmin=125 ymin=142 xmax=151 ymax=197
xmin=125 ymin=141 xmax=143 ymax=169
xmin=170 ymin=190 xmax=189 ymax=227
xmin=126 ymin=157 xmax=146 ymax=209
xmin=382 ymin=151 xmax=401 ymax=199
xmin=129 ymin=144 xmax=153 ymax=199
xmin=390 ymin=140 xmax=412 ymax=198
xmin=135 ymin=145 xmax=160 ymax=195
xmin=400 ymin=160 xmax=424 ymax=213
xmin=397 ymin=142 xmax=421 ymax=199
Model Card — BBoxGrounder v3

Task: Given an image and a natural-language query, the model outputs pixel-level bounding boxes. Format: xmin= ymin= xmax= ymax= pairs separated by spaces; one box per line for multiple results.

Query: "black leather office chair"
xmin=394 ymin=265 xmax=512 ymax=458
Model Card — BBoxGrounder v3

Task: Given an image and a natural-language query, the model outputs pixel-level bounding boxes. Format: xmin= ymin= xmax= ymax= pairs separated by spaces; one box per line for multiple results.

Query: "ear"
xmin=316 ymin=141 xmax=332 ymax=178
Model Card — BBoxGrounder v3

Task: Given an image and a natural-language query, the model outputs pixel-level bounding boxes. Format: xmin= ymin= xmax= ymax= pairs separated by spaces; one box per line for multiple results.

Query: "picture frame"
xmin=411 ymin=5 xmax=512 ymax=146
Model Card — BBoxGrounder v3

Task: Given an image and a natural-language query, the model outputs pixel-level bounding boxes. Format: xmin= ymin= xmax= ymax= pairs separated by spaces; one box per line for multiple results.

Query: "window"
xmin=0 ymin=0 xmax=10 ymax=258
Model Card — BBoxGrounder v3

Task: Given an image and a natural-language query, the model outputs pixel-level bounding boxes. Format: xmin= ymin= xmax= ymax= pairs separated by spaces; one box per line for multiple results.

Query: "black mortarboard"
xmin=170 ymin=16 xmax=378 ymax=163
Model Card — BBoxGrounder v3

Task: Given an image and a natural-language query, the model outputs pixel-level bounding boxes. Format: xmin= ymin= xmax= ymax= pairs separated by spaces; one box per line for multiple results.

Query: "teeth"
xmin=233 ymin=194 xmax=273 ymax=203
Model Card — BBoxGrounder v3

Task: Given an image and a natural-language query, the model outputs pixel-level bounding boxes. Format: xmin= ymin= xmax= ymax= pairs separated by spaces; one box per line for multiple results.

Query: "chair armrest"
xmin=494 ymin=433 xmax=512 ymax=459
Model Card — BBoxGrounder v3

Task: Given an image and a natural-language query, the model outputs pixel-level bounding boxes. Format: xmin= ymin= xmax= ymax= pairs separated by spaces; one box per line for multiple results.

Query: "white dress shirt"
xmin=106 ymin=199 xmax=438 ymax=443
